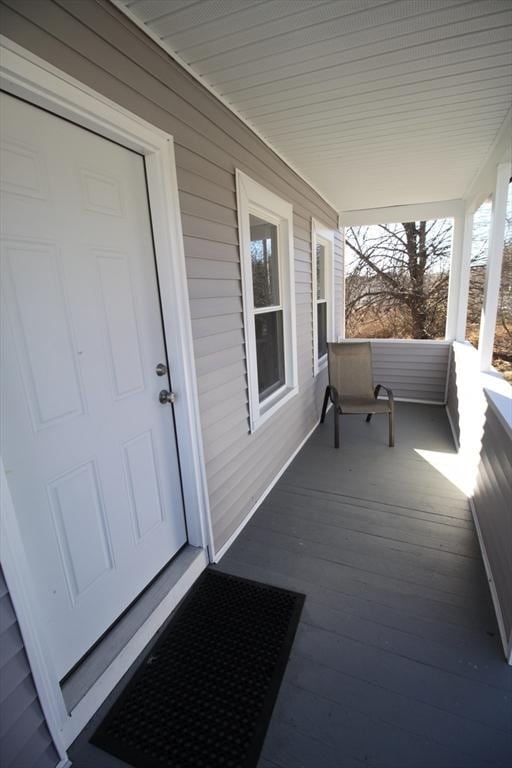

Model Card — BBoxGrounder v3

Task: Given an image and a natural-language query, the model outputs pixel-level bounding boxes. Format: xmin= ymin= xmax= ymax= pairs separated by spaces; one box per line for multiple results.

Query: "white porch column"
xmin=445 ymin=209 xmax=468 ymax=340
xmin=453 ymin=211 xmax=475 ymax=341
xmin=478 ymin=162 xmax=511 ymax=371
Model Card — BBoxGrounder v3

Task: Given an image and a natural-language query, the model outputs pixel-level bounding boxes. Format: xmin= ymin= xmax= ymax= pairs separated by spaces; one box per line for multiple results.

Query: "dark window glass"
xmin=317 ymin=302 xmax=327 ymax=359
xmin=250 ymin=214 xmax=279 ymax=308
xmin=255 ymin=311 xmax=285 ymax=401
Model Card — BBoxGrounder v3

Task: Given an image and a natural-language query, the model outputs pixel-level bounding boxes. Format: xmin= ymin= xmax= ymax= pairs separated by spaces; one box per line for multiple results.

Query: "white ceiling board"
xmin=116 ymin=0 xmax=512 ymax=212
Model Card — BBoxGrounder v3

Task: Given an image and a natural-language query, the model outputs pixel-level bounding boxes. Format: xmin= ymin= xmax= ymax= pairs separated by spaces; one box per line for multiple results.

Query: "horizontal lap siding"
xmin=0 ymin=0 xmax=339 ymax=556
xmin=473 ymin=402 xmax=512 ymax=649
xmin=0 ymin=568 xmax=59 ymax=768
xmin=370 ymin=342 xmax=450 ymax=403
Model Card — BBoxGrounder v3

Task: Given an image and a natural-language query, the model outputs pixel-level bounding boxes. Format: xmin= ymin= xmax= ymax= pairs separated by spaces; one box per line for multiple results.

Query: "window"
xmin=312 ymin=219 xmax=335 ymax=374
xmin=465 ymin=197 xmax=493 ymax=347
xmin=236 ymin=171 xmax=297 ymax=431
xmin=345 ymin=219 xmax=453 ymax=339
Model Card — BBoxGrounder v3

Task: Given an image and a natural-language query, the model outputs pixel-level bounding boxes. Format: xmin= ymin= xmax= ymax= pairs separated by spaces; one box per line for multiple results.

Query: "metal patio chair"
xmin=320 ymin=341 xmax=394 ymax=448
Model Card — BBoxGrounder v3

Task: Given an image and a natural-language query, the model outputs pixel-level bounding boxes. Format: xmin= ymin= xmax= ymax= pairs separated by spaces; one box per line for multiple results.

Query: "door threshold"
xmin=60 ymin=545 xmax=208 ymax=748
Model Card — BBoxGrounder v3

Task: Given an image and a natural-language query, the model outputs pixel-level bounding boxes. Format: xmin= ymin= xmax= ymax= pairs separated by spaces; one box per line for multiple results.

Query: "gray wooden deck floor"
xmin=216 ymin=403 xmax=512 ymax=768
xmin=69 ymin=403 xmax=512 ymax=768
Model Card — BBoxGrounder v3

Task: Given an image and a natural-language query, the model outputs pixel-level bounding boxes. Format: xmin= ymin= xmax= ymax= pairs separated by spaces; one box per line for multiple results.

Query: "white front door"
xmin=0 ymin=93 xmax=188 ymax=679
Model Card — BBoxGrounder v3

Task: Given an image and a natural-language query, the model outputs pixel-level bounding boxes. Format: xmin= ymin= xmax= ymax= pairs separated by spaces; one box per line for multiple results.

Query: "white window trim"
xmin=312 ymin=219 xmax=335 ymax=376
xmin=236 ymin=170 xmax=298 ymax=432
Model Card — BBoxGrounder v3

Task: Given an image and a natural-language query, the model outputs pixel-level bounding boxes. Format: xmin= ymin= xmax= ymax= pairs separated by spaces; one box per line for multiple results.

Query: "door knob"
xmin=159 ymin=389 xmax=176 ymax=405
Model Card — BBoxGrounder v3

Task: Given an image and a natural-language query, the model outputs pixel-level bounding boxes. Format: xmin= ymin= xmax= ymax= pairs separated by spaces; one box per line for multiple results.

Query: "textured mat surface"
xmin=91 ymin=568 xmax=305 ymax=768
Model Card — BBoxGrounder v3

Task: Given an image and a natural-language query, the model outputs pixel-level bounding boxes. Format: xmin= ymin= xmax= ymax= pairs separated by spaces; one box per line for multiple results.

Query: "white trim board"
xmin=0 ymin=36 xmax=213 ymax=753
xmin=469 ymin=496 xmax=510 ymax=665
xmin=390 ymin=397 xmax=446 ymax=406
xmin=312 ymin=218 xmax=335 ymax=377
xmin=464 ymin=108 xmax=512 ymax=211
xmin=214 ymin=414 xmax=324 ymax=563
xmin=444 ymin=406 xmax=510 ymax=663
xmin=339 ymin=199 xmax=464 ymax=227
xmin=235 ymin=169 xmax=298 ymax=432
xmin=109 ymin=0 xmax=339 ymax=215
xmin=61 ymin=548 xmax=208 ymax=746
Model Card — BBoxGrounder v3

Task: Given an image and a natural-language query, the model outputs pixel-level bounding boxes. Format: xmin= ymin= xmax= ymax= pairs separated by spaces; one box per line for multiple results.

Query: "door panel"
xmin=0 ymin=93 xmax=187 ymax=678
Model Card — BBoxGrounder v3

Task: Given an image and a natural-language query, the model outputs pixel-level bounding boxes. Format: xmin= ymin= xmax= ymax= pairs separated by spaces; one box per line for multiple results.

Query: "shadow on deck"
xmin=215 ymin=403 xmax=512 ymax=768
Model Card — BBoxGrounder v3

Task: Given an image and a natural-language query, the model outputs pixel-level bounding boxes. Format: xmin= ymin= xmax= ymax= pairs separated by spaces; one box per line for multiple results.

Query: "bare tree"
xmin=345 ymin=219 xmax=453 ymax=339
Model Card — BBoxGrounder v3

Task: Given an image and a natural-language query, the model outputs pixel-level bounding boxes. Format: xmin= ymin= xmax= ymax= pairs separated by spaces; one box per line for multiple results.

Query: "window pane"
xmin=317 ymin=301 xmax=327 ymax=359
xmin=466 ymin=198 xmax=492 ymax=347
xmin=345 ymin=219 xmax=453 ymax=339
xmin=316 ymin=243 xmax=326 ymax=300
xmin=255 ymin=310 xmax=285 ymax=401
xmin=494 ymin=181 xmax=512 ymax=383
xmin=250 ymin=214 xmax=279 ymax=308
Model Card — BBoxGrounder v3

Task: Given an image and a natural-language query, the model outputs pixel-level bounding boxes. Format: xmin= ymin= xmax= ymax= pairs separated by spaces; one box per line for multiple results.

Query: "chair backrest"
xmin=327 ymin=342 xmax=374 ymax=398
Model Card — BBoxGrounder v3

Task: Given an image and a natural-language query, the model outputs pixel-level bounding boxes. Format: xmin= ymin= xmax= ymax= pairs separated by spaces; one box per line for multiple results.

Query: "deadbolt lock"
xmin=155 ymin=363 xmax=168 ymax=376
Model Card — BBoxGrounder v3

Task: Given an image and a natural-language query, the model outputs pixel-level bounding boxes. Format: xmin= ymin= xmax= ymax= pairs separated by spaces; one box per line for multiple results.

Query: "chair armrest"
xmin=374 ymin=384 xmax=394 ymax=405
xmin=328 ymin=385 xmax=341 ymax=408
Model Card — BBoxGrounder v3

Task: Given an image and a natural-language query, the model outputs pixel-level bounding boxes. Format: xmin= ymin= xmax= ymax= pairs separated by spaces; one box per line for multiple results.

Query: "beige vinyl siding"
xmin=370 ymin=341 xmax=451 ymax=403
xmin=473 ymin=398 xmax=512 ymax=651
xmin=0 ymin=568 xmax=59 ymax=768
xmin=0 ymin=0 xmax=340 ymax=553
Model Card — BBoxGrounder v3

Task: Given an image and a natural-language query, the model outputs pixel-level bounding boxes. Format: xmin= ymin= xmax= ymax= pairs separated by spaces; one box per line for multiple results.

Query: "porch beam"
xmin=339 ymin=199 xmax=464 ymax=228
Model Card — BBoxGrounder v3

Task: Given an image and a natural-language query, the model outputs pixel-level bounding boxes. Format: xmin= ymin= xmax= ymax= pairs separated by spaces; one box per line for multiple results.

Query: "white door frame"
xmin=0 ymin=36 xmax=213 ymax=758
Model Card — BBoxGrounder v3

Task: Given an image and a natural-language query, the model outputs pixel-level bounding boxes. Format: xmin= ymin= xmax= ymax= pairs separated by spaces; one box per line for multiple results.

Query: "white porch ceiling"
xmin=117 ymin=0 xmax=512 ymax=213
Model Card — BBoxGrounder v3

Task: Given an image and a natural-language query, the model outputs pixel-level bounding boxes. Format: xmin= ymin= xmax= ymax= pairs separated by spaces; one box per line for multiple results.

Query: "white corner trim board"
xmin=0 ymin=35 xmax=213 ymax=753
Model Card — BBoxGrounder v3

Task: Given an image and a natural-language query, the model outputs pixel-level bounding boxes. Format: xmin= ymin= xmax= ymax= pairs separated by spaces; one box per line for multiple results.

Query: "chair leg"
xmin=320 ymin=387 xmax=330 ymax=424
xmin=388 ymin=408 xmax=395 ymax=447
xmin=366 ymin=412 xmax=373 ymax=422
xmin=334 ymin=407 xmax=340 ymax=449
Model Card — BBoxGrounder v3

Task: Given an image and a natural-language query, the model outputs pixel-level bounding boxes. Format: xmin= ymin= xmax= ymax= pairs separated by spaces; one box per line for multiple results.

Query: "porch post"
xmin=478 ymin=162 xmax=511 ymax=371
xmin=453 ymin=211 xmax=475 ymax=341
xmin=445 ymin=206 xmax=466 ymax=340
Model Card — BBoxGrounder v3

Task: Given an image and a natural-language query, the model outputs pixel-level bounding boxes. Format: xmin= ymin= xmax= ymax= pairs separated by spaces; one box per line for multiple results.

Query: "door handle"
xmin=159 ymin=390 xmax=176 ymax=405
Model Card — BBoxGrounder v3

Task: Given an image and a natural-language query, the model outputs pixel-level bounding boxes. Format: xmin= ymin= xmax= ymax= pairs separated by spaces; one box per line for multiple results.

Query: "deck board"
xmin=216 ymin=404 xmax=512 ymax=768
xmin=69 ymin=404 xmax=512 ymax=768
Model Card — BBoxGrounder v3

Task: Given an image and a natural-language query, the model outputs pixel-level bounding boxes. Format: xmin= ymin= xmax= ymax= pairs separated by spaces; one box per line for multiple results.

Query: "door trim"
xmin=0 ymin=36 xmax=213 ymax=754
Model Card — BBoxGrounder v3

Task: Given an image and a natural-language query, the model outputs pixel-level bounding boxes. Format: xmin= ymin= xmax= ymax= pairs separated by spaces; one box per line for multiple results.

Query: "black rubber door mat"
xmin=91 ymin=568 xmax=305 ymax=768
